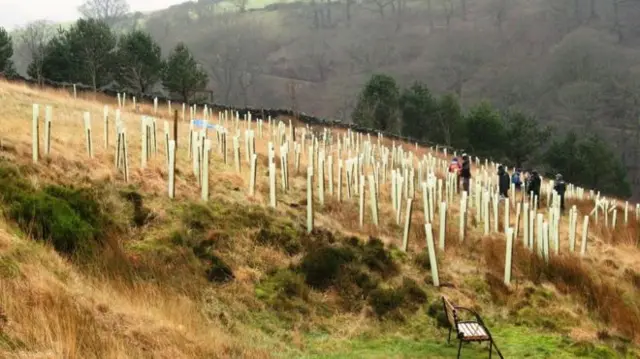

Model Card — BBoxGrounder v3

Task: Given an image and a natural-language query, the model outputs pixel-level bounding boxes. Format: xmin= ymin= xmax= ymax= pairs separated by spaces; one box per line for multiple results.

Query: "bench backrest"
xmin=442 ymin=296 xmax=458 ymax=329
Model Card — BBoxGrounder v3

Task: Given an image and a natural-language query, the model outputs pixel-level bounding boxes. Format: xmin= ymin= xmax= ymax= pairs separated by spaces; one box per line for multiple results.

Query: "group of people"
xmin=448 ymin=155 xmax=567 ymax=213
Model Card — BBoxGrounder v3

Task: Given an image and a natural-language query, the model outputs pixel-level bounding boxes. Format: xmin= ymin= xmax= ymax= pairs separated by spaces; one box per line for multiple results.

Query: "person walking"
xmin=498 ymin=165 xmax=510 ymax=199
xmin=554 ymin=174 xmax=567 ymax=213
xmin=527 ymin=170 xmax=541 ymax=202
xmin=460 ymin=154 xmax=471 ymax=192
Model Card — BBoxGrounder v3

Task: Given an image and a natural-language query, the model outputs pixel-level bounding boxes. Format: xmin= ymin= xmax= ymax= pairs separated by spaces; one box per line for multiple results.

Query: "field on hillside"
xmin=0 ymin=80 xmax=640 ymax=358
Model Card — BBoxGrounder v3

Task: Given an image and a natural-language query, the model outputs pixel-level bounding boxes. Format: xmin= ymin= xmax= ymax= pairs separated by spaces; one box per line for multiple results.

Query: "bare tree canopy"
xmin=78 ymin=0 xmax=130 ymax=27
xmin=227 ymin=0 xmax=249 ymax=13
xmin=19 ymin=21 xmax=54 ymax=84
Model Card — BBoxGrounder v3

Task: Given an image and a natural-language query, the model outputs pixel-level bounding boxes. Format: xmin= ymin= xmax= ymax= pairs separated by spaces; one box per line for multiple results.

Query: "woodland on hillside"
xmin=6 ymin=0 xmax=640 ymax=197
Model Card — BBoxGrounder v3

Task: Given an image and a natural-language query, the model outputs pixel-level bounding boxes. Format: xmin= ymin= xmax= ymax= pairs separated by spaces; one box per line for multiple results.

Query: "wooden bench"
xmin=442 ymin=296 xmax=503 ymax=359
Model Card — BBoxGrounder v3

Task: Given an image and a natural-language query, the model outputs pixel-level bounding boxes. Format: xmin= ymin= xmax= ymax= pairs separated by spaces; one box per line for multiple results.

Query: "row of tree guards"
xmin=29 ymin=99 xmax=640 ymax=288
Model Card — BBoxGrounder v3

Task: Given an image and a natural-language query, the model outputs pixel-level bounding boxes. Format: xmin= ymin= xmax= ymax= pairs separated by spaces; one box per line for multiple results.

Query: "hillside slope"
xmin=0 ymin=80 xmax=639 ymax=358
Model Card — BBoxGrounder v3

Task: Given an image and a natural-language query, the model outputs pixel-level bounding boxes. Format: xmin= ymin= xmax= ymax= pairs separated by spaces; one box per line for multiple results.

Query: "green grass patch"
xmin=296 ymin=325 xmax=628 ymax=359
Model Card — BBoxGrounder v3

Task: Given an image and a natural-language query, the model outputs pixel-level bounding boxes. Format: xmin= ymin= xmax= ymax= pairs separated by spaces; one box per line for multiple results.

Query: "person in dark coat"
xmin=554 ymin=173 xmax=567 ymax=212
xmin=527 ymin=170 xmax=541 ymax=200
xmin=460 ymin=154 xmax=471 ymax=192
xmin=498 ymin=165 xmax=510 ymax=198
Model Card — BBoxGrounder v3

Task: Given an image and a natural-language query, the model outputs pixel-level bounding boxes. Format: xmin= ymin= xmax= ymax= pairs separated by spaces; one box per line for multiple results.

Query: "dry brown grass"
xmin=0 ymin=221 xmax=269 ymax=359
xmin=482 ymin=236 xmax=640 ymax=341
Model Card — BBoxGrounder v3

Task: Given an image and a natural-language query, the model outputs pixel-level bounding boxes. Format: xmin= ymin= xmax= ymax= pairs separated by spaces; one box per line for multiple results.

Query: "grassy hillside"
xmin=0 ymin=80 xmax=639 ymax=358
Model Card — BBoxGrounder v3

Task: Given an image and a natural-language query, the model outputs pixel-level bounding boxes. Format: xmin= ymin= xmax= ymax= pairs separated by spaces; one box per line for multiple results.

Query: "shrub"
xmin=255 ymin=269 xmax=310 ymax=316
xmin=624 ymin=269 xmax=640 ymax=290
xmin=368 ymin=286 xmax=405 ymax=318
xmin=205 ymin=254 xmax=234 ymax=283
xmin=367 ymin=278 xmax=427 ymax=318
xmin=120 ymin=190 xmax=151 ymax=227
xmin=9 ymin=189 xmax=101 ymax=256
xmin=182 ymin=203 xmax=215 ymax=232
xmin=401 ymin=277 xmax=427 ymax=305
xmin=362 ymin=237 xmax=397 ymax=276
xmin=192 ymin=239 xmax=215 ymax=258
xmin=0 ymin=163 xmax=31 ymax=201
xmin=169 ymin=230 xmax=187 ymax=246
xmin=414 ymin=250 xmax=431 ymax=270
xmin=427 ymin=300 xmax=449 ymax=328
xmin=334 ymin=264 xmax=380 ymax=311
xmin=255 ymin=223 xmax=302 ymax=255
xmin=299 ymin=245 xmax=355 ymax=289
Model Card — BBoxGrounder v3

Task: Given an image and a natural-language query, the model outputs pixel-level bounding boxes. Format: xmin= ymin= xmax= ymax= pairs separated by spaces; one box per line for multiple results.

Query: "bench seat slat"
xmin=458 ymin=322 xmax=489 ymax=340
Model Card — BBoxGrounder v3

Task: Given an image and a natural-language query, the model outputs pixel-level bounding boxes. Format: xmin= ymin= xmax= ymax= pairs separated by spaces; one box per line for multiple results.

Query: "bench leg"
xmin=448 ymin=327 xmax=452 ymax=343
xmin=489 ymin=340 xmax=492 ymax=359
xmin=457 ymin=340 xmax=463 ymax=359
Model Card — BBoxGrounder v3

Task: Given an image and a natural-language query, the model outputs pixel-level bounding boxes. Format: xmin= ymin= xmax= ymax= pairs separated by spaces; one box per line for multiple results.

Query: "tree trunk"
xmin=427 ymin=0 xmax=434 ymax=32
xmin=461 ymin=0 xmax=467 ymax=21
xmin=612 ymin=0 xmax=623 ymax=43
xmin=324 ymin=0 xmax=332 ymax=27
xmin=311 ymin=0 xmax=320 ymax=28
xmin=589 ymin=0 xmax=597 ymax=19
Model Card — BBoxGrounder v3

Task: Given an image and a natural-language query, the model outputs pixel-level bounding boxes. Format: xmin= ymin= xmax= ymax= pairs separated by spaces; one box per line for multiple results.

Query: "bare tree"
xmin=206 ymin=21 xmax=272 ymax=105
xmin=612 ymin=0 xmax=623 ymax=42
xmin=78 ymin=0 xmax=130 ymax=27
xmin=460 ymin=0 xmax=468 ymax=20
xmin=344 ymin=24 xmax=399 ymax=73
xmin=309 ymin=0 xmax=333 ymax=29
xmin=228 ymin=0 xmax=249 ymax=13
xmin=432 ymin=31 xmax=493 ymax=99
xmin=391 ymin=0 xmax=407 ymax=31
xmin=306 ymin=35 xmax=333 ymax=82
xmin=345 ymin=0 xmax=356 ymax=27
xmin=443 ymin=0 xmax=455 ymax=28
xmin=589 ymin=0 xmax=598 ymax=19
xmin=362 ymin=0 xmax=395 ymax=19
xmin=491 ymin=0 xmax=507 ymax=33
xmin=19 ymin=21 xmax=53 ymax=85
xmin=427 ymin=0 xmax=435 ymax=32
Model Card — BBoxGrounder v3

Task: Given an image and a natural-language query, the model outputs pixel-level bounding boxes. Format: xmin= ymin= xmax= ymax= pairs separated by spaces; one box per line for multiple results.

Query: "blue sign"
xmin=193 ymin=119 xmax=219 ymax=130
